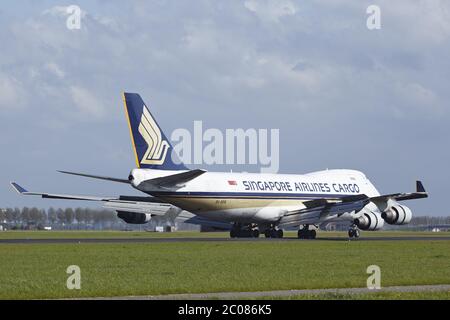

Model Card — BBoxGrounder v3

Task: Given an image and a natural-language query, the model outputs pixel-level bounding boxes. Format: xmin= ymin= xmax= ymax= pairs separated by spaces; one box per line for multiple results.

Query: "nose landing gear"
xmin=348 ymin=225 xmax=361 ymax=239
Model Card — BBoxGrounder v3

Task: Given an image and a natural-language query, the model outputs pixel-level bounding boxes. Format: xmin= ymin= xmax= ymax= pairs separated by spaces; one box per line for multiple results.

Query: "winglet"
xmin=10 ymin=182 xmax=28 ymax=194
xmin=416 ymin=180 xmax=426 ymax=193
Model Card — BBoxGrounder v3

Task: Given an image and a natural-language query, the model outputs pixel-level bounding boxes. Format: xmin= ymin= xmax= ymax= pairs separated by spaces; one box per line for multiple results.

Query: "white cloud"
xmin=0 ymin=73 xmax=26 ymax=110
xmin=244 ymin=0 xmax=297 ymax=22
xmin=384 ymin=0 xmax=450 ymax=45
xmin=2 ymin=1 xmax=448 ymax=121
xmin=45 ymin=62 xmax=65 ymax=79
xmin=42 ymin=5 xmax=87 ymax=19
xmin=41 ymin=5 xmax=120 ymax=33
xmin=182 ymin=21 xmax=220 ymax=54
xmin=69 ymin=86 xmax=105 ymax=118
xmin=394 ymin=82 xmax=440 ymax=114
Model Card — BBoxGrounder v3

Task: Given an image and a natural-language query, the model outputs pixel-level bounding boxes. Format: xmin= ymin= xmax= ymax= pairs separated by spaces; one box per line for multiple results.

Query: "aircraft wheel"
xmin=298 ymin=225 xmax=311 ymax=239
xmin=348 ymin=228 xmax=360 ymax=239
xmin=230 ymin=230 xmax=237 ymax=238
xmin=276 ymin=229 xmax=283 ymax=238
xmin=298 ymin=228 xmax=316 ymax=239
xmin=252 ymin=229 xmax=260 ymax=238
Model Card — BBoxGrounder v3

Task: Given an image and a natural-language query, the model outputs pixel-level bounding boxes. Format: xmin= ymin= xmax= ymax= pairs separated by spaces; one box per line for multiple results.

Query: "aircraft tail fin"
xmin=122 ymin=92 xmax=187 ymax=170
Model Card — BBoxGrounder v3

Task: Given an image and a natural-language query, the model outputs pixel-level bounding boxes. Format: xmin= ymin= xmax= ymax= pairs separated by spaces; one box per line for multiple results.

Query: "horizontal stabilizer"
xmin=58 ymin=171 xmax=130 ymax=184
xmin=139 ymin=169 xmax=206 ymax=189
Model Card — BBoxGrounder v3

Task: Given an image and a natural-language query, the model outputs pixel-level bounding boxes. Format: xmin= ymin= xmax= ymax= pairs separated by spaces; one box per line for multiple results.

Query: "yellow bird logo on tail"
xmin=138 ymin=105 xmax=170 ymax=165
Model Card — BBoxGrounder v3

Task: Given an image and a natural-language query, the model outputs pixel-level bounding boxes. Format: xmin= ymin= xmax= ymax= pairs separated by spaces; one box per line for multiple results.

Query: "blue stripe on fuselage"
xmin=148 ymin=191 xmax=354 ymax=200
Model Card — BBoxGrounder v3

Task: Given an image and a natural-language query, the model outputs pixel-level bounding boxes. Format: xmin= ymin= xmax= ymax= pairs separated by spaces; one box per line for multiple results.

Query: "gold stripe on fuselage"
xmin=156 ymin=196 xmax=305 ymax=212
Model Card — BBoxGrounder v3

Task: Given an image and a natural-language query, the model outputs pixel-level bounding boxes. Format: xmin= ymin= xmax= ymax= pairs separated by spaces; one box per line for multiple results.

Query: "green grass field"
xmin=0 ymin=231 xmax=449 ymax=299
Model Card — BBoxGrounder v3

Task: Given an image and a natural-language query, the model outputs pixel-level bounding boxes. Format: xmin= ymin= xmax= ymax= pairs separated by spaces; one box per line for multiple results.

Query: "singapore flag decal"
xmin=228 ymin=180 xmax=237 ymax=186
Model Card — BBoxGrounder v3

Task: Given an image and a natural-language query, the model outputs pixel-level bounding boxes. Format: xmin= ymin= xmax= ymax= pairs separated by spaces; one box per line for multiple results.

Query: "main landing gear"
xmin=297 ymin=225 xmax=317 ymax=239
xmin=348 ymin=225 xmax=361 ymax=239
xmin=229 ymin=224 xmax=284 ymax=238
xmin=264 ymin=227 xmax=284 ymax=238
xmin=230 ymin=224 xmax=260 ymax=238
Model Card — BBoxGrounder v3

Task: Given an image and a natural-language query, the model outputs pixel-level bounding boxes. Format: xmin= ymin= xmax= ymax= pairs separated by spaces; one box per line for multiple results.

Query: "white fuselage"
xmin=130 ymin=168 xmax=380 ymax=224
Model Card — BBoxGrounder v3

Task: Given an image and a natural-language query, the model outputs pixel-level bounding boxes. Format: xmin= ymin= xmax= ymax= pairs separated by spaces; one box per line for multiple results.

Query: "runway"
xmin=1 ymin=236 xmax=450 ymax=244
xmin=83 ymin=284 xmax=450 ymax=300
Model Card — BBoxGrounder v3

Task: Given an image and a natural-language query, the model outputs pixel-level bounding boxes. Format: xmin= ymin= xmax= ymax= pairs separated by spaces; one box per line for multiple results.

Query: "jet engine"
xmin=117 ymin=211 xmax=152 ymax=224
xmin=381 ymin=204 xmax=412 ymax=225
xmin=354 ymin=211 xmax=384 ymax=230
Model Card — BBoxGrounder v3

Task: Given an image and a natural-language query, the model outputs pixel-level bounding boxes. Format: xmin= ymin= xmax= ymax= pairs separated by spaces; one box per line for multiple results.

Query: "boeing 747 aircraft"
xmin=11 ymin=93 xmax=428 ymax=239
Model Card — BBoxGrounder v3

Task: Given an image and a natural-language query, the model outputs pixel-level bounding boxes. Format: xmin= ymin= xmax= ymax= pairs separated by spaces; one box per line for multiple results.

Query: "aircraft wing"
xmin=278 ymin=181 xmax=428 ymax=229
xmin=57 ymin=169 xmax=207 ymax=189
xmin=370 ymin=181 xmax=428 ymax=202
xmin=10 ymin=181 xmax=226 ymax=226
xmin=10 ymin=182 xmax=172 ymax=216
xmin=279 ymin=195 xmax=370 ymax=229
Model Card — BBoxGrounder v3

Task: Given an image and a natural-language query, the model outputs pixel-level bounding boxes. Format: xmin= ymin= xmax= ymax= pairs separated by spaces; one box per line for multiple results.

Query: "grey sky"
xmin=0 ymin=0 xmax=449 ymax=215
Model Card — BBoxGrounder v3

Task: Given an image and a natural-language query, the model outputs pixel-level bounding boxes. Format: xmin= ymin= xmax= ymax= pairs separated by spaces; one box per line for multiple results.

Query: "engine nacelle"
xmin=354 ymin=211 xmax=384 ymax=230
xmin=117 ymin=211 xmax=151 ymax=224
xmin=381 ymin=205 xmax=412 ymax=225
